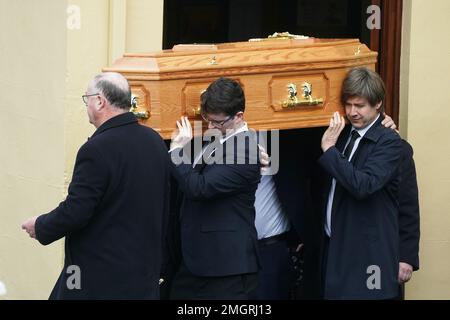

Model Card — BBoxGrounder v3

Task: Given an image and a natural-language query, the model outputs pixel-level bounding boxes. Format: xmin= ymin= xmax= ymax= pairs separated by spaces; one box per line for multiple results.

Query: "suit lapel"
xmin=329 ymin=117 xmax=385 ymax=222
xmin=193 ymin=140 xmax=217 ymax=171
xmin=323 ymin=125 xmax=350 ymax=192
xmin=327 ymin=125 xmax=351 ymax=225
xmin=337 ymin=125 xmax=351 ymax=154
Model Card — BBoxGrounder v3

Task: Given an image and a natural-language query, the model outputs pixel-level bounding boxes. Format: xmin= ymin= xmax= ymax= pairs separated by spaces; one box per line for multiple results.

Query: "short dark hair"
xmin=341 ymin=67 xmax=385 ymax=110
xmin=94 ymin=75 xmax=131 ymax=110
xmin=200 ymin=77 xmax=245 ymax=116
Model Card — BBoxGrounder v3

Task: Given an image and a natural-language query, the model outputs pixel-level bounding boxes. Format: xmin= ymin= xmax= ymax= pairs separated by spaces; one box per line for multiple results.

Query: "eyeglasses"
xmin=82 ymin=93 xmax=100 ymax=106
xmin=201 ymin=114 xmax=235 ymax=127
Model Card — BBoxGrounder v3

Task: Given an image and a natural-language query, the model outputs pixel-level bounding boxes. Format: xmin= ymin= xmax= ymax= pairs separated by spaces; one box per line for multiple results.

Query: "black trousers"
xmin=321 ymin=234 xmax=330 ymax=299
xmin=250 ymin=234 xmax=295 ymax=300
xmin=170 ymin=261 xmax=258 ymax=300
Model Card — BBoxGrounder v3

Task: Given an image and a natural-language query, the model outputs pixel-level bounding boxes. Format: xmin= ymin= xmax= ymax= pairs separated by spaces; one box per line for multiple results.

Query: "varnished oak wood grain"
xmin=104 ymin=38 xmax=377 ymax=139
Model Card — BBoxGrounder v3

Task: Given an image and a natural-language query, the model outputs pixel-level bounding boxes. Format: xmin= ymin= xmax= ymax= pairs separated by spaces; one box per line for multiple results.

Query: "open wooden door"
xmin=370 ymin=0 xmax=403 ymax=124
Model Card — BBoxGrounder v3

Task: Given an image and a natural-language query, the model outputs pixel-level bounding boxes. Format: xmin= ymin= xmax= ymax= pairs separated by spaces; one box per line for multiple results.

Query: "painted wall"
xmin=126 ymin=0 xmax=164 ymax=53
xmin=401 ymin=0 xmax=450 ymax=299
xmin=0 ymin=0 xmax=164 ymax=300
xmin=0 ymin=0 xmax=68 ymax=300
xmin=65 ymin=0 xmax=110 ymax=187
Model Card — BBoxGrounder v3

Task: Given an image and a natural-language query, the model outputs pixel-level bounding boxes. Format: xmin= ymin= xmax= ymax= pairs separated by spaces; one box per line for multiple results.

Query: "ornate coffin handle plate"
xmin=190 ymin=89 xmax=206 ymax=117
xmin=130 ymin=94 xmax=150 ymax=119
xmin=192 ymin=106 xmax=201 ymax=117
xmin=281 ymin=82 xmax=323 ymax=108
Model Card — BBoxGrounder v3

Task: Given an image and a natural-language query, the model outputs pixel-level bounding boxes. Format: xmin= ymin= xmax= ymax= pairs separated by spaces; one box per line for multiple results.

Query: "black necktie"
xmin=343 ymin=130 xmax=360 ymax=159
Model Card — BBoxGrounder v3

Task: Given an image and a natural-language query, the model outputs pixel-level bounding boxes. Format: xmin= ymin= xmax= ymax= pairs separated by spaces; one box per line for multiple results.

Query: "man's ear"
xmin=96 ymin=95 xmax=106 ymax=111
xmin=235 ymin=111 xmax=244 ymax=120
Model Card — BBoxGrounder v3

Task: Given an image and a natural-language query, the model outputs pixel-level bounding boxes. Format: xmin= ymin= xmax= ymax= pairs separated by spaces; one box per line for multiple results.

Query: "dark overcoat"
xmin=318 ymin=117 xmax=402 ymax=299
xmin=36 ymin=112 xmax=169 ymax=299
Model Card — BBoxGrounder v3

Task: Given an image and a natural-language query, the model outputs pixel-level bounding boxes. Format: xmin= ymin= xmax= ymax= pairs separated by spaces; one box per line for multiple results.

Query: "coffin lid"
xmin=104 ymin=38 xmax=377 ymax=80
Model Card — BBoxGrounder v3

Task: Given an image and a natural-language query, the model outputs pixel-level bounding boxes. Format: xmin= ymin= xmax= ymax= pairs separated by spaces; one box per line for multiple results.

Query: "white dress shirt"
xmin=192 ymin=123 xmax=249 ymax=167
xmin=254 ymin=175 xmax=291 ymax=240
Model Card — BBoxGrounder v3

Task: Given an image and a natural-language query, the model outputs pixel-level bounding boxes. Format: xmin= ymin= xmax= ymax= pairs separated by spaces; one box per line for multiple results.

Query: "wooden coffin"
xmin=104 ymin=38 xmax=377 ymax=139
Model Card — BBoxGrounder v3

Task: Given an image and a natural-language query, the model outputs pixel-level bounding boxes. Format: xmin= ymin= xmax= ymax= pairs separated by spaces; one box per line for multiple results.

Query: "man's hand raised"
xmin=321 ymin=112 xmax=346 ymax=152
xmin=170 ymin=116 xmax=193 ymax=151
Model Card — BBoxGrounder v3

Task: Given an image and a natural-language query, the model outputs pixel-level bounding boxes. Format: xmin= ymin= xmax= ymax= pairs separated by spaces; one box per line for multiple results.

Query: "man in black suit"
xmin=168 ymin=77 xmax=261 ymax=299
xmin=318 ymin=67 xmax=402 ymax=299
xmin=21 ymin=72 xmax=169 ymax=299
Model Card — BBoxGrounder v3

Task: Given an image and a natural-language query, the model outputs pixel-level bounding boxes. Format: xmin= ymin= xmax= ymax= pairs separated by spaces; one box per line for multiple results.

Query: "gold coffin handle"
xmin=190 ymin=89 xmax=206 ymax=117
xmin=130 ymin=95 xmax=150 ymax=120
xmin=281 ymin=82 xmax=324 ymax=108
xmin=282 ymin=97 xmax=324 ymax=108
xmin=131 ymin=109 xmax=150 ymax=119
xmin=192 ymin=106 xmax=201 ymax=117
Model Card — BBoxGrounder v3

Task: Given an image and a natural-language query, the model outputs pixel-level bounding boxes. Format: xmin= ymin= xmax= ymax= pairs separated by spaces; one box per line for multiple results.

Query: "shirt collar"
xmin=352 ymin=113 xmax=381 ymax=138
xmin=219 ymin=122 xmax=248 ymax=144
xmin=91 ymin=112 xmax=137 ymax=139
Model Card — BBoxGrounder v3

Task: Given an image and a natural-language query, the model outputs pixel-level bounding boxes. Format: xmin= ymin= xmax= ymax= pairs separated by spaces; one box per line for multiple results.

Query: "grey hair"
xmin=93 ymin=72 xmax=131 ymax=110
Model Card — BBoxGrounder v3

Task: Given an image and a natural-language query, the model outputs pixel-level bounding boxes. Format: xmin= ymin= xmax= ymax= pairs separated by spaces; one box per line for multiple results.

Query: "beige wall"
xmin=109 ymin=0 xmax=164 ymax=63
xmin=65 ymin=0 xmax=110 ymax=181
xmin=126 ymin=0 xmax=164 ymax=53
xmin=0 ymin=0 xmax=163 ymax=300
xmin=401 ymin=0 xmax=450 ymax=299
xmin=0 ymin=0 xmax=68 ymax=300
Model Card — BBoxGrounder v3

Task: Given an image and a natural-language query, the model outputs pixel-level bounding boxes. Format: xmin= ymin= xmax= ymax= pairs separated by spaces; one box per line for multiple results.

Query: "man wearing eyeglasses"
xmin=21 ymin=72 xmax=170 ymax=299
xmin=167 ymin=77 xmax=261 ymax=299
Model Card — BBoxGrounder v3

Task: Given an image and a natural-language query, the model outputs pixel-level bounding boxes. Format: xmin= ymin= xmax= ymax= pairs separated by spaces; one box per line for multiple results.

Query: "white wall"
xmin=401 ymin=0 xmax=450 ymax=299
